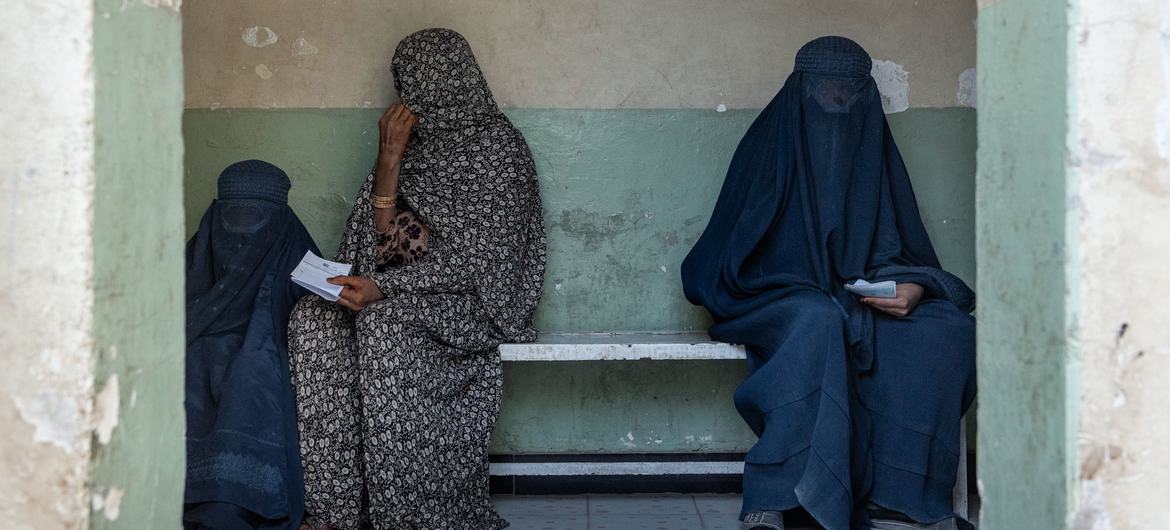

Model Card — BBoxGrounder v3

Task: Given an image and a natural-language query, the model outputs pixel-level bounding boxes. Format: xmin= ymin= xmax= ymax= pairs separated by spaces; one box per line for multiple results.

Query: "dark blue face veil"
xmin=681 ymin=37 xmax=976 ymax=529
xmin=184 ymin=160 xmax=319 ymax=530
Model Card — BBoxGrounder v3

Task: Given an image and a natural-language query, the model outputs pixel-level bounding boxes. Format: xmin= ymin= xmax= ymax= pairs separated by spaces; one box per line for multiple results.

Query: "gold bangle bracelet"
xmin=371 ymin=194 xmax=397 ymax=209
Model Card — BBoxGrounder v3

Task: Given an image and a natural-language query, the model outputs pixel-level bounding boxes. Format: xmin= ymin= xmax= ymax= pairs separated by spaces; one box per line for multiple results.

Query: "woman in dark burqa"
xmin=681 ymin=37 xmax=976 ymax=530
xmin=287 ymin=28 xmax=546 ymax=529
xmin=185 ymin=160 xmax=320 ymax=530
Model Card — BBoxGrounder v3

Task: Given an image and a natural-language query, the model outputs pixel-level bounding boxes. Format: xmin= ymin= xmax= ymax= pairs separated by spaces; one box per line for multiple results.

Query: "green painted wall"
xmin=91 ymin=0 xmax=186 ymax=527
xmin=495 ymin=361 xmax=754 ymax=453
xmin=976 ymin=0 xmax=1073 ymax=528
xmin=184 ymin=107 xmax=975 ymax=453
xmin=184 ymin=107 xmax=975 ymax=334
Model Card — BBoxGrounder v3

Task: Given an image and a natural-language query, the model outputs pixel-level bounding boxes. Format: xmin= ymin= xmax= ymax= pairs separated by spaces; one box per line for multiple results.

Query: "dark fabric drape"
xmin=185 ymin=196 xmax=319 ymax=530
xmin=681 ymin=36 xmax=975 ymax=529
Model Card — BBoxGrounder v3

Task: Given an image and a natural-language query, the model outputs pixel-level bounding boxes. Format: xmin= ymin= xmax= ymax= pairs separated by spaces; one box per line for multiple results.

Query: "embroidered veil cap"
xmin=217 ymin=159 xmax=291 ymax=205
xmin=794 ymin=36 xmax=873 ymax=79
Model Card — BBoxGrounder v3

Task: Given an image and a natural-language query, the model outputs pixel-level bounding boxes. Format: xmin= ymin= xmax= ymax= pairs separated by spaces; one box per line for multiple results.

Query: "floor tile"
xmin=589 ymin=513 xmax=704 ymax=530
xmin=588 ymin=494 xmax=698 ymax=516
xmin=493 ymin=494 xmax=588 ymax=516
xmin=503 ymin=512 xmax=589 ymax=530
xmin=700 ymin=512 xmax=745 ymax=530
xmin=693 ymin=494 xmax=742 ymax=515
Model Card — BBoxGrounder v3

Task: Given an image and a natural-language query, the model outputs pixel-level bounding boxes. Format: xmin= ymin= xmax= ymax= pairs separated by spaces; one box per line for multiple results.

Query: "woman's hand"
xmin=327 ymin=275 xmax=385 ymax=312
xmin=860 ymin=282 xmax=925 ymax=318
xmin=377 ymin=103 xmax=417 ymax=166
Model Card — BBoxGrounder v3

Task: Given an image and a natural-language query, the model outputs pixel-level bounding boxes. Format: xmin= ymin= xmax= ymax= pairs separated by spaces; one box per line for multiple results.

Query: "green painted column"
xmin=976 ymin=0 xmax=1074 ymax=528
xmin=90 ymin=0 xmax=186 ymax=527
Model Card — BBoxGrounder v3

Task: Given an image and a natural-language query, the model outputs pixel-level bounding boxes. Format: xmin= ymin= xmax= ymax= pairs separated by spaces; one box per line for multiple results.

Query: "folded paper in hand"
xmin=844 ymin=278 xmax=897 ymax=299
xmin=291 ymin=251 xmax=353 ymax=302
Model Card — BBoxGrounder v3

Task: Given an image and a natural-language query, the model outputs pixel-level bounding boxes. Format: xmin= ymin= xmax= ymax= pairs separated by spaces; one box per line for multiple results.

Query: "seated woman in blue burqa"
xmin=184 ymin=160 xmax=319 ymax=530
xmin=681 ymin=37 xmax=975 ymax=530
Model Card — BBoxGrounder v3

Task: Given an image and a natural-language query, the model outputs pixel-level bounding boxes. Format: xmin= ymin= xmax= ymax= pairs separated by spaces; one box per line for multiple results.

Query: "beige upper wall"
xmin=183 ymin=0 xmax=976 ymax=109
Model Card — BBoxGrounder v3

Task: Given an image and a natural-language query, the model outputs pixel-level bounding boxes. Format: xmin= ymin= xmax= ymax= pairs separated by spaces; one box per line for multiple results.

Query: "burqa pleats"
xmin=681 ymin=37 xmax=975 ymax=530
xmin=185 ymin=185 xmax=319 ymax=530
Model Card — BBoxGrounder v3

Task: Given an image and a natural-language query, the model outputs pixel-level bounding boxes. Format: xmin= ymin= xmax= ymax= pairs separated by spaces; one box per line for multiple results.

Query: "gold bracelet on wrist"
xmin=371 ymin=194 xmax=398 ymax=209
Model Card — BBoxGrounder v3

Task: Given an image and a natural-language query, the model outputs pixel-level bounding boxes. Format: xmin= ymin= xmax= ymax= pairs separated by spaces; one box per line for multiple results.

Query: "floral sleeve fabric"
xmin=373 ymin=202 xmax=430 ymax=270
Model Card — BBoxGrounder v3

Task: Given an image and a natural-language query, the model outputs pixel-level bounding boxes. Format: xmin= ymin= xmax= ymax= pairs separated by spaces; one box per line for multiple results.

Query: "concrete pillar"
xmin=978 ymin=0 xmax=1170 ymax=528
xmin=1066 ymin=1 xmax=1170 ymax=528
xmin=0 ymin=0 xmax=185 ymax=528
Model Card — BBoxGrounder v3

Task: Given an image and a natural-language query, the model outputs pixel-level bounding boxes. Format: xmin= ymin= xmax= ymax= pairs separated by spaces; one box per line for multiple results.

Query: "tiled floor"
xmin=492 ymin=494 xmax=820 ymax=530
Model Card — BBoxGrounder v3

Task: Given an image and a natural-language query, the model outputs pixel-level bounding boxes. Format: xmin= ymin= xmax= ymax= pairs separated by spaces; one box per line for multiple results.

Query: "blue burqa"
xmin=184 ymin=161 xmax=319 ymax=530
xmin=681 ymin=37 xmax=976 ymax=529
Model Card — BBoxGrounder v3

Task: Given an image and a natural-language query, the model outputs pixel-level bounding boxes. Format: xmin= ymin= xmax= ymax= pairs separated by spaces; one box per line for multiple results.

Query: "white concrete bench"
xmin=498 ymin=331 xmax=745 ymax=361
xmin=495 ymin=331 xmax=968 ymax=520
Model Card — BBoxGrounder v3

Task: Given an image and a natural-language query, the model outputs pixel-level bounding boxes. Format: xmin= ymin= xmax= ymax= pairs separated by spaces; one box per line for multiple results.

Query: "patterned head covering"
xmin=392 ymin=28 xmax=502 ymax=139
xmin=337 ymin=28 xmax=547 ymax=343
xmin=216 ymin=159 xmax=291 ymax=204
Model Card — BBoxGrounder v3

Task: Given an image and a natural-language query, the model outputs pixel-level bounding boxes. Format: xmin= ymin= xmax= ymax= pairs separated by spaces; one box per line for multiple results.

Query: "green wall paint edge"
xmin=92 ymin=2 xmax=186 ymax=527
xmin=184 ymin=107 xmax=976 ymax=334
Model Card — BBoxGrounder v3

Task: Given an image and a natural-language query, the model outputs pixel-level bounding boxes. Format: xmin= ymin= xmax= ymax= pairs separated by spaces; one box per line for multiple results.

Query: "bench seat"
xmin=493 ymin=331 xmax=969 ymax=519
xmin=498 ymin=332 xmax=745 ymax=361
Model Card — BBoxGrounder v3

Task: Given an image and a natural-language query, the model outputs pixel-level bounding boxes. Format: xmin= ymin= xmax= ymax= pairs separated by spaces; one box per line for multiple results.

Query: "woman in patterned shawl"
xmin=288 ymin=28 xmax=546 ymax=530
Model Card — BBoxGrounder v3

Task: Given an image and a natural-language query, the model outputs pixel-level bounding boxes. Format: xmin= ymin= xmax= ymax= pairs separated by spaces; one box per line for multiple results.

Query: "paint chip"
xmin=1112 ymin=390 xmax=1127 ymax=408
xmin=957 ymin=68 xmax=977 ymax=108
xmin=14 ymin=391 xmax=86 ymax=452
xmin=242 ymin=26 xmax=279 ymax=48
xmin=254 ymin=64 xmax=273 ymax=80
xmin=716 ymin=103 xmax=727 ymax=112
xmin=94 ymin=375 xmax=119 ymax=445
xmin=292 ymin=37 xmax=319 ymax=57
xmin=870 ymin=59 xmax=910 ymax=113
xmin=93 ymin=487 xmax=125 ymax=520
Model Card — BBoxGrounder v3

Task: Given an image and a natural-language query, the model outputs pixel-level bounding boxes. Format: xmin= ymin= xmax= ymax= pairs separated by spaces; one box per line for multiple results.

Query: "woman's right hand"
xmin=377 ymin=103 xmax=417 ymax=166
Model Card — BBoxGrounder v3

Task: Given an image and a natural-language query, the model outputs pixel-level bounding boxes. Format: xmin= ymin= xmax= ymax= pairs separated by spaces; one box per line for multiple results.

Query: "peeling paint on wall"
xmin=14 ymin=391 xmax=88 ymax=452
xmin=292 ymin=37 xmax=319 ymax=57
xmin=241 ymin=26 xmax=278 ymax=48
xmin=94 ymin=375 xmax=119 ymax=445
xmin=1068 ymin=479 xmax=1112 ymax=530
xmin=134 ymin=0 xmax=181 ymax=13
xmin=871 ymin=59 xmax=910 ymax=113
xmin=92 ymin=487 xmax=125 ymax=520
xmin=958 ymin=67 xmax=977 ymax=108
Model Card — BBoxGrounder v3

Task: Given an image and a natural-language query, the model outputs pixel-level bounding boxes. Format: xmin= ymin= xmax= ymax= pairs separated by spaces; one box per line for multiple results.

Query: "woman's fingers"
xmin=389 ymin=104 xmax=405 ymax=122
xmin=861 ymin=297 xmax=893 ymax=308
xmin=861 ymin=297 xmax=909 ymax=317
xmin=379 ymin=104 xmax=398 ymax=124
xmin=335 ymin=287 xmax=364 ymax=311
xmin=327 ymin=275 xmax=358 ymax=287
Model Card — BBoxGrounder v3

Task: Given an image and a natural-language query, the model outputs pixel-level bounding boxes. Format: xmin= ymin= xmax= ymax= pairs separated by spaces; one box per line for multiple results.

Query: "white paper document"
xmin=290 ymin=251 xmax=353 ymax=302
xmin=844 ymin=278 xmax=897 ymax=299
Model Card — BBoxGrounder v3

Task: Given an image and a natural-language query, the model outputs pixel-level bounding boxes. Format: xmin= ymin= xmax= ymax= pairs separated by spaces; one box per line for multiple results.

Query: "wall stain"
xmin=554 ymin=207 xmax=644 ymax=247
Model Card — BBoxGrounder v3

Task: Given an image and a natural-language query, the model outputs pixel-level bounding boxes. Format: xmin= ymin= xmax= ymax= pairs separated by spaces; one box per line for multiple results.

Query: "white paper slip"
xmin=844 ymin=279 xmax=897 ymax=299
xmin=290 ymin=251 xmax=353 ymax=302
